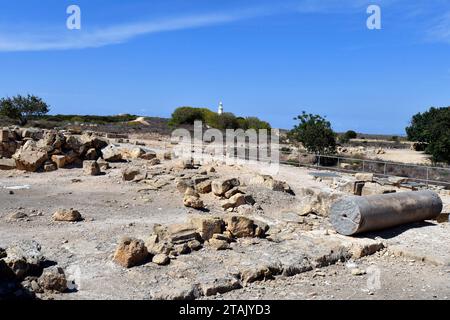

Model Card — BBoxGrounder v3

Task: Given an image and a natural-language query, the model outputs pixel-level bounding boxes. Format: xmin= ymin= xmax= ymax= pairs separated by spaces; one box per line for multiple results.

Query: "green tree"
xmin=168 ymin=107 xmax=207 ymax=126
xmin=0 ymin=94 xmax=50 ymax=125
xmin=245 ymin=117 xmax=271 ymax=130
xmin=289 ymin=111 xmax=337 ymax=154
xmin=406 ymin=106 xmax=450 ymax=164
xmin=215 ymin=112 xmax=239 ymax=130
xmin=169 ymin=106 xmax=272 ymax=131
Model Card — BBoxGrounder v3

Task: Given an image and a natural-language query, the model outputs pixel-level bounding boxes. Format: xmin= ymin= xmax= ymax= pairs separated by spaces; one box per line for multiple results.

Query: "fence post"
xmin=384 ymin=162 xmax=387 ymax=176
xmin=362 ymin=160 xmax=365 ymax=172
xmin=426 ymin=167 xmax=429 ymax=187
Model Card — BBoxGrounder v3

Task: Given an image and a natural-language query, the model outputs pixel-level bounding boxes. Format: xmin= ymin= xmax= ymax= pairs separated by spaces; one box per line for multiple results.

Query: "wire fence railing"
xmin=171 ymin=141 xmax=450 ymax=188
xmin=279 ymin=152 xmax=450 ymax=188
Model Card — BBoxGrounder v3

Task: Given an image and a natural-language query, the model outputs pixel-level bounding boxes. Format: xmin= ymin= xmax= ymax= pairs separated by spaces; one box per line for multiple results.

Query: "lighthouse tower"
xmin=218 ymin=101 xmax=224 ymax=115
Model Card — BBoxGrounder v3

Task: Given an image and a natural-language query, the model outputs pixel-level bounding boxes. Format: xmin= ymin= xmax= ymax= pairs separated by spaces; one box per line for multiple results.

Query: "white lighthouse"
xmin=218 ymin=101 xmax=224 ymax=115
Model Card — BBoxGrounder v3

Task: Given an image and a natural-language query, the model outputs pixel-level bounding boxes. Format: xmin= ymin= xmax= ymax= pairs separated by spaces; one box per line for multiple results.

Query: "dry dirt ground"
xmin=1 ymin=140 xmax=449 ymax=300
xmin=365 ymin=148 xmax=432 ymax=165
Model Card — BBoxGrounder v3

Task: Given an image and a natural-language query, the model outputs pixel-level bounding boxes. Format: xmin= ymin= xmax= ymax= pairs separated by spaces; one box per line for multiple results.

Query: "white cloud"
xmin=0 ymin=10 xmax=266 ymax=52
xmin=0 ymin=1 xmax=447 ymax=52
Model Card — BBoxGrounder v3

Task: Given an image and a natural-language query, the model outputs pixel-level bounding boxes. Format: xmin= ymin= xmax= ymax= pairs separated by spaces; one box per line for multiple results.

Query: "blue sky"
xmin=0 ymin=0 xmax=449 ymax=134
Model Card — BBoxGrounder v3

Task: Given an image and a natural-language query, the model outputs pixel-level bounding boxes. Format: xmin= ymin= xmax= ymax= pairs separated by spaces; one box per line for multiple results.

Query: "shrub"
xmin=345 ymin=130 xmax=358 ymax=139
xmin=339 ymin=130 xmax=358 ymax=144
xmin=288 ymin=111 xmax=337 ymax=155
xmin=406 ymin=106 xmax=450 ymax=164
xmin=169 ymin=106 xmax=271 ymax=130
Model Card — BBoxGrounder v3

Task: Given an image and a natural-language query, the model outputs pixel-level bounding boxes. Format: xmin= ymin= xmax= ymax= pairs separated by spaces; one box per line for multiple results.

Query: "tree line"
xmin=1 ymin=94 xmax=448 ymax=164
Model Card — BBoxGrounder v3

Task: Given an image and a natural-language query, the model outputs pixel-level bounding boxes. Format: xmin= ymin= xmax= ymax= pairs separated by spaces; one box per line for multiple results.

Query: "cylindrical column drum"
xmin=330 ymin=190 xmax=443 ymax=236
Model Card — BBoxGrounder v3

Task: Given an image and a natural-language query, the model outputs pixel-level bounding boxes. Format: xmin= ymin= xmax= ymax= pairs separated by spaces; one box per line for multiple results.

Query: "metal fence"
xmin=280 ymin=152 xmax=450 ymax=188
xmin=172 ymin=141 xmax=450 ymax=188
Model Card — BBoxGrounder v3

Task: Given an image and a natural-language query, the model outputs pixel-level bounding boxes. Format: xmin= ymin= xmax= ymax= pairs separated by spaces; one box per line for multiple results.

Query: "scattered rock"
xmin=97 ymin=158 xmax=110 ymax=170
xmin=188 ymin=215 xmax=224 ymax=241
xmin=148 ymin=158 xmax=161 ymax=166
xmin=101 ymin=145 xmax=123 ymax=162
xmin=122 ymin=167 xmax=145 ymax=181
xmin=187 ymin=240 xmax=203 ymax=251
xmin=224 ymin=187 xmax=245 ymax=199
xmin=3 ymin=240 xmax=45 ymax=279
xmin=145 ymin=235 xmax=173 ymax=256
xmin=183 ymin=188 xmax=204 ymax=209
xmin=175 ymin=178 xmax=194 ymax=193
xmin=236 ymin=204 xmax=254 ymax=215
xmin=113 ymin=237 xmax=148 ymax=268
xmin=52 ymin=209 xmax=83 ymax=222
xmin=207 ymin=238 xmax=230 ymax=250
xmin=249 ymin=175 xmax=294 ymax=195
xmin=351 ymin=268 xmax=366 ymax=276
xmin=253 ymin=220 xmax=270 ymax=238
xmin=8 ymin=211 xmax=28 ymax=220
xmin=221 ymin=193 xmax=247 ymax=210
xmin=196 ymin=180 xmax=212 ymax=194
xmin=43 ymin=161 xmax=57 ymax=172
xmin=226 ymin=216 xmax=254 ymax=238
xmin=51 ymin=155 xmax=67 ymax=169
xmin=200 ymin=277 xmax=241 ymax=296
xmin=212 ymin=178 xmax=240 ymax=196
xmin=175 ymin=159 xmax=195 ymax=170
xmin=152 ymin=253 xmax=170 ymax=266
xmin=38 ymin=266 xmax=67 ymax=292
xmin=173 ymin=243 xmax=191 ymax=255
xmin=83 ymin=160 xmax=101 ymax=176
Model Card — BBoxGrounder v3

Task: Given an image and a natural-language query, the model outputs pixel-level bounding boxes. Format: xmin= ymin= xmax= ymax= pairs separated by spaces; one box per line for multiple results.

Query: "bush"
xmin=169 ymin=107 xmax=271 ymax=130
xmin=345 ymin=130 xmax=358 ymax=139
xmin=168 ymin=107 xmax=212 ymax=127
xmin=406 ymin=106 xmax=450 ymax=164
xmin=288 ymin=111 xmax=337 ymax=155
xmin=339 ymin=130 xmax=358 ymax=144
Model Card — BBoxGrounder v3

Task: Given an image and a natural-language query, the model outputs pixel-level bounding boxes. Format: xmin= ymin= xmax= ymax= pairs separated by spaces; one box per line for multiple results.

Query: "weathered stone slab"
xmin=148 ymin=229 xmax=385 ymax=299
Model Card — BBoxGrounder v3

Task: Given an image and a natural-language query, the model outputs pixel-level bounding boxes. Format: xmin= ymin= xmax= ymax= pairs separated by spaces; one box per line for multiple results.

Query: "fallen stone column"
xmin=330 ymin=190 xmax=443 ymax=236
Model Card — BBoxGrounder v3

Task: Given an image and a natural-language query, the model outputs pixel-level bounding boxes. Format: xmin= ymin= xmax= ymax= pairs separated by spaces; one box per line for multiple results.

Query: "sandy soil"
xmin=366 ymin=148 xmax=432 ymax=165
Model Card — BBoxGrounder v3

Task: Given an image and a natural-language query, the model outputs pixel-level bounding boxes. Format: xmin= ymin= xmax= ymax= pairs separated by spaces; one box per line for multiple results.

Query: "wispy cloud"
xmin=427 ymin=12 xmax=450 ymax=44
xmin=1 ymin=1 xmax=448 ymax=52
xmin=0 ymin=0 xmax=389 ymax=52
xmin=0 ymin=9 xmax=270 ymax=52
